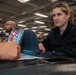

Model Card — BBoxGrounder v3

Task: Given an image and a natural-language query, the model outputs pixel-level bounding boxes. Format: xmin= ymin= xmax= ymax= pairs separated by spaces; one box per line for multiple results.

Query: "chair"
xmin=21 ymin=30 xmax=40 ymax=55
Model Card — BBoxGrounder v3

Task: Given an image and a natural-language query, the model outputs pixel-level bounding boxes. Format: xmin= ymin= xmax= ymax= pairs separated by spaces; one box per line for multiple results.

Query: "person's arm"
xmin=0 ymin=42 xmax=21 ymax=60
xmin=39 ymin=32 xmax=51 ymax=52
xmin=39 ymin=43 xmax=46 ymax=52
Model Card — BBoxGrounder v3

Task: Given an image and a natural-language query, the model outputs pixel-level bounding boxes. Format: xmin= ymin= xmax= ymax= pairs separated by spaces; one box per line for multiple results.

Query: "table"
xmin=0 ymin=56 xmax=76 ymax=75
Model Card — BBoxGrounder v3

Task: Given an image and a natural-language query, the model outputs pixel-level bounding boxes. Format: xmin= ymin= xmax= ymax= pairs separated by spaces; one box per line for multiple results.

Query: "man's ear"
xmin=67 ymin=12 xmax=70 ymax=19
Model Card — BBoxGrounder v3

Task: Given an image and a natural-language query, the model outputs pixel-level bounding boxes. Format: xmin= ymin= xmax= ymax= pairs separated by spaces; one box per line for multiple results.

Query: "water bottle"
xmin=6 ymin=28 xmax=24 ymax=45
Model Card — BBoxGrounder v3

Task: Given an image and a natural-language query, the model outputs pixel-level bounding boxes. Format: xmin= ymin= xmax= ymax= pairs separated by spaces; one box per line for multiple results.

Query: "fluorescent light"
xmin=44 ymin=28 xmax=51 ymax=31
xmin=32 ymin=27 xmax=38 ymax=29
xmin=0 ymin=27 xmax=3 ymax=30
xmin=44 ymin=33 xmax=48 ymax=36
xmin=18 ymin=0 xmax=30 ymax=3
xmin=39 ymin=26 xmax=47 ymax=28
xmin=17 ymin=24 xmax=26 ymax=27
xmin=18 ymin=21 xmax=25 ymax=23
xmin=51 ymin=0 xmax=58 ymax=2
xmin=34 ymin=13 xmax=48 ymax=18
xmin=34 ymin=21 xmax=45 ymax=24
xmin=32 ymin=30 xmax=36 ymax=32
xmin=38 ymin=32 xmax=43 ymax=34
xmin=24 ymin=28 xmax=29 ymax=30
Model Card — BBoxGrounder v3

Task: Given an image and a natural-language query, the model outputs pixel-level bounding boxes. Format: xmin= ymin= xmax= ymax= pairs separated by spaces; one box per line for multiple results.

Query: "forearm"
xmin=0 ymin=42 xmax=21 ymax=60
xmin=0 ymin=43 xmax=6 ymax=60
xmin=55 ymin=44 xmax=76 ymax=56
xmin=39 ymin=43 xmax=46 ymax=52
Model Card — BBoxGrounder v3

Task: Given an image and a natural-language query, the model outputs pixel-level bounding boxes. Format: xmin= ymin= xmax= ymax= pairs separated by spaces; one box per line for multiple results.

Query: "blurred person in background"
xmin=4 ymin=20 xmax=16 ymax=33
xmin=2 ymin=20 xmax=17 ymax=42
xmin=4 ymin=20 xmax=24 ymax=45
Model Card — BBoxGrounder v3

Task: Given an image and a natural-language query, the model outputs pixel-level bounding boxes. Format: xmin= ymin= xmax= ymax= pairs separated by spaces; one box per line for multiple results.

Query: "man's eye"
xmin=57 ymin=13 xmax=62 ymax=16
xmin=52 ymin=14 xmax=55 ymax=17
xmin=5 ymin=24 xmax=8 ymax=26
xmin=52 ymin=13 xmax=62 ymax=17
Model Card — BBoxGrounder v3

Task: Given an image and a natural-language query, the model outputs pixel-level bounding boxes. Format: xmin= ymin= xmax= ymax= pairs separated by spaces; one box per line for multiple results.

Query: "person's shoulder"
xmin=48 ymin=27 xmax=58 ymax=35
xmin=70 ymin=24 xmax=76 ymax=34
xmin=73 ymin=24 xmax=76 ymax=28
xmin=71 ymin=24 xmax=76 ymax=30
xmin=51 ymin=27 xmax=59 ymax=32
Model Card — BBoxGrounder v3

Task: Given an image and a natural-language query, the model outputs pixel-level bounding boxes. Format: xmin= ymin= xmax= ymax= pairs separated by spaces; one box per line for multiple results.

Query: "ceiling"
xmin=0 ymin=0 xmax=76 ymax=36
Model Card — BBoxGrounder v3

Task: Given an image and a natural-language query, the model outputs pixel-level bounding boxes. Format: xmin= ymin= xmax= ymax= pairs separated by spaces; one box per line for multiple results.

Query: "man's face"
xmin=4 ymin=22 xmax=13 ymax=32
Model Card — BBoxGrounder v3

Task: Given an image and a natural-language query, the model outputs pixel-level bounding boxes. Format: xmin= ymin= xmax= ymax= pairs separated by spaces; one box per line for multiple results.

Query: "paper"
xmin=18 ymin=53 xmax=43 ymax=60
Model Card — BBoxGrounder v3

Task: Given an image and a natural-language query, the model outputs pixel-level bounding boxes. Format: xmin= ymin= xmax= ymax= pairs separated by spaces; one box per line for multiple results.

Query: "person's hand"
xmin=0 ymin=42 xmax=21 ymax=60
xmin=39 ymin=43 xmax=46 ymax=53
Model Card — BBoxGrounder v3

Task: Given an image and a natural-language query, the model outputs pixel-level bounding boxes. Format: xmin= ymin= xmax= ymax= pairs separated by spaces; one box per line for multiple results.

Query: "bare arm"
xmin=39 ymin=43 xmax=46 ymax=52
xmin=0 ymin=42 xmax=21 ymax=60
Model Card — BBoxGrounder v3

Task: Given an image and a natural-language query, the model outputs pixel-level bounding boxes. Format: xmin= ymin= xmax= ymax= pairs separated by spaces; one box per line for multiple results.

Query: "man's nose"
xmin=54 ymin=15 xmax=58 ymax=20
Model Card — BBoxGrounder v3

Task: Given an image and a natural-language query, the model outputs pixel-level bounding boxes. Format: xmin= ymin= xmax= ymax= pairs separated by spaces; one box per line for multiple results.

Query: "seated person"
xmin=4 ymin=20 xmax=24 ymax=44
xmin=39 ymin=2 xmax=76 ymax=57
